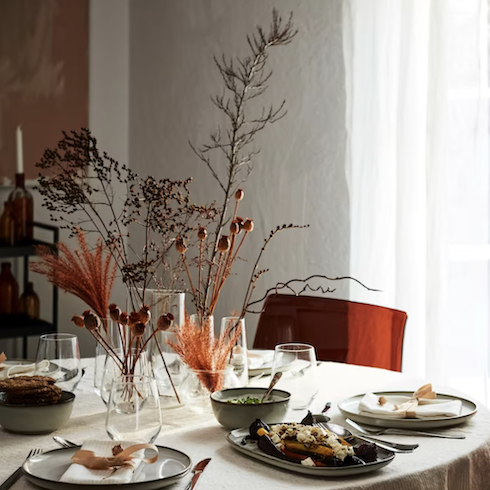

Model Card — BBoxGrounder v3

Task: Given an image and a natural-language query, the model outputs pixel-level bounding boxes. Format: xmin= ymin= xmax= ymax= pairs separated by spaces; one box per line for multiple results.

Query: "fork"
xmin=345 ymin=418 xmax=466 ymax=439
xmin=0 ymin=448 xmax=43 ymax=490
xmin=313 ymin=423 xmax=417 ymax=453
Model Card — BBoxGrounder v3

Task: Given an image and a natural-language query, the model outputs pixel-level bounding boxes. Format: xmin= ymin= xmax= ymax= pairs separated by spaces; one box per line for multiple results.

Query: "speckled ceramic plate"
xmin=23 ymin=446 xmax=191 ymax=490
xmin=338 ymin=391 xmax=478 ymax=429
xmin=226 ymin=427 xmax=395 ymax=476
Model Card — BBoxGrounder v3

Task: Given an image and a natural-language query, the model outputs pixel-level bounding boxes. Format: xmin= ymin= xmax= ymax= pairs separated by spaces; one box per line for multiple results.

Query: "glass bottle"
xmin=0 ymin=262 xmax=19 ymax=314
xmin=0 ymin=201 xmax=15 ymax=246
xmin=19 ymin=282 xmax=40 ymax=318
xmin=8 ymin=173 xmax=34 ymax=244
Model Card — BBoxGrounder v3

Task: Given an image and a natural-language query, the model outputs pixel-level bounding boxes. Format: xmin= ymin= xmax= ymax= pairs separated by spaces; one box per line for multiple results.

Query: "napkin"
xmin=0 ymin=359 xmax=50 ymax=380
xmin=248 ymin=350 xmax=274 ymax=370
xmin=60 ymin=440 xmax=149 ymax=484
xmin=359 ymin=384 xmax=462 ymax=419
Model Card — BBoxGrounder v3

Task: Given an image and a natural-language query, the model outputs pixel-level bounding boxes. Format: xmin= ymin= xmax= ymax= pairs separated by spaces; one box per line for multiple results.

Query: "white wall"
xmin=128 ymin=0 xmax=350 ymax=344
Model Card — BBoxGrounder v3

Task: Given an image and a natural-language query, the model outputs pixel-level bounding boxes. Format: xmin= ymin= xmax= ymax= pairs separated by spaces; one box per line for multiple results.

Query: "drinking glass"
xmin=220 ymin=316 xmax=248 ymax=386
xmin=106 ymin=375 xmax=162 ymax=443
xmin=35 ymin=333 xmax=82 ymax=392
xmin=271 ymin=343 xmax=319 ymax=410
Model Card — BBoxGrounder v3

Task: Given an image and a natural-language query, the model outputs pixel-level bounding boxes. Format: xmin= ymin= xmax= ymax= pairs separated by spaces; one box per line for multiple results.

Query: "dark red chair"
xmin=253 ymin=294 xmax=407 ymax=372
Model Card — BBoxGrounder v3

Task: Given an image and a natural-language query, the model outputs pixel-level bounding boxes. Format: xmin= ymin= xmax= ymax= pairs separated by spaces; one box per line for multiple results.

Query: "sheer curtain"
xmin=343 ymin=0 xmax=490 ymax=405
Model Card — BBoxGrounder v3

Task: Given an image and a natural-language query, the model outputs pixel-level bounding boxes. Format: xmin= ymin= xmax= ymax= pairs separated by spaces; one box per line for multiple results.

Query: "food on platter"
xmin=249 ymin=419 xmax=377 ymax=467
xmin=0 ymin=375 xmax=62 ymax=405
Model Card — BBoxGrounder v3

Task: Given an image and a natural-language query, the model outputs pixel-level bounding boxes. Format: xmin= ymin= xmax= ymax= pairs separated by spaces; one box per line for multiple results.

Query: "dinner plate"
xmin=23 ymin=446 xmax=192 ymax=490
xmin=338 ymin=391 xmax=478 ymax=429
xmin=226 ymin=427 xmax=395 ymax=477
xmin=248 ymin=350 xmax=275 ymax=376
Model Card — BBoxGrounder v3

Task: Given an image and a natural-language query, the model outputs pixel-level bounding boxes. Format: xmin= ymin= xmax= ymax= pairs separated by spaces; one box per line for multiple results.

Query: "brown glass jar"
xmin=8 ymin=173 xmax=34 ymax=245
xmin=0 ymin=201 xmax=15 ymax=246
xmin=19 ymin=282 xmax=40 ymax=319
xmin=0 ymin=262 xmax=19 ymax=314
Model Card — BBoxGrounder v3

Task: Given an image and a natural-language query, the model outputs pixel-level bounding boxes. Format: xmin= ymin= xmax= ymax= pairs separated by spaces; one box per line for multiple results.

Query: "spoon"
xmin=261 ymin=372 xmax=282 ymax=402
xmin=53 ymin=436 xmax=78 ymax=448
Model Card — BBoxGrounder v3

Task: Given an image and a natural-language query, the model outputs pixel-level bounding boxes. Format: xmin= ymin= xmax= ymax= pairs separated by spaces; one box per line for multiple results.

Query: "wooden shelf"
xmin=0 ymin=314 xmax=56 ymax=339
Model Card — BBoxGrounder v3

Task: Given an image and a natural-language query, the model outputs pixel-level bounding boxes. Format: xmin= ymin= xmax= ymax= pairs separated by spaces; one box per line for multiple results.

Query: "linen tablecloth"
xmin=2 ymin=360 xmax=490 ymax=490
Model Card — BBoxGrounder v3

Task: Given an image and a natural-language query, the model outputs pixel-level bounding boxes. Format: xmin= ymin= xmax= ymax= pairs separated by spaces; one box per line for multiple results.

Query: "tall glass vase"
xmin=149 ymin=290 xmax=186 ymax=408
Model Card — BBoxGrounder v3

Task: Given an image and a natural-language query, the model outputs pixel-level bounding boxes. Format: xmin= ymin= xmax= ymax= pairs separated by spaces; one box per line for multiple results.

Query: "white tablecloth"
xmin=2 ymin=360 xmax=490 ymax=490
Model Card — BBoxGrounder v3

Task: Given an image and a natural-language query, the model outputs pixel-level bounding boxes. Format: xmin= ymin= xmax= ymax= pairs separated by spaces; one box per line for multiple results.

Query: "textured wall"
xmin=129 ymin=0 xmax=350 ymax=344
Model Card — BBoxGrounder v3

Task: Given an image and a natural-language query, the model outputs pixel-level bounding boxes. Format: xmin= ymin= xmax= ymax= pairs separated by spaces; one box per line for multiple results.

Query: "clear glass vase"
xmin=100 ymin=348 xmax=150 ymax=405
xmin=180 ymin=366 xmax=240 ymax=412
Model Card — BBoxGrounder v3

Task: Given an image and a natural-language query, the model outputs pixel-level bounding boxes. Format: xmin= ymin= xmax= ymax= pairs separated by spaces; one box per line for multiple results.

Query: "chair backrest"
xmin=252 ymin=294 xmax=407 ymax=371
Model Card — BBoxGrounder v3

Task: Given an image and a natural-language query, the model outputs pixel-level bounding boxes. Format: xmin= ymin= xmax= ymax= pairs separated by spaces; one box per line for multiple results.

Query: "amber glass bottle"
xmin=19 ymin=282 xmax=40 ymax=318
xmin=0 ymin=201 xmax=15 ymax=246
xmin=8 ymin=173 xmax=34 ymax=245
xmin=0 ymin=262 xmax=19 ymax=314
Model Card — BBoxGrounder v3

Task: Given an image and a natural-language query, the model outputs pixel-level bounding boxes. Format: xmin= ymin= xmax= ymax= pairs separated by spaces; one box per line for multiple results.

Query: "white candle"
xmin=16 ymin=125 xmax=24 ymax=174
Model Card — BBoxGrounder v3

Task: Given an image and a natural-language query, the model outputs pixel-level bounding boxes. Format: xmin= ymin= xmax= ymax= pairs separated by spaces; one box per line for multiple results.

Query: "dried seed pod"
xmin=109 ymin=303 xmax=122 ymax=323
xmin=83 ymin=310 xmax=101 ymax=331
xmin=138 ymin=305 xmax=151 ymax=325
xmin=243 ymin=218 xmax=254 ymax=232
xmin=235 ymin=188 xmax=244 ymax=201
xmin=128 ymin=311 xmax=140 ymax=328
xmin=218 ymin=235 xmax=231 ymax=252
xmin=119 ymin=311 xmax=129 ymax=326
xmin=175 ymin=237 xmax=187 ymax=254
xmin=71 ymin=315 xmax=84 ymax=328
xmin=131 ymin=322 xmax=146 ymax=338
xmin=198 ymin=227 xmax=207 ymax=240
xmin=157 ymin=313 xmax=174 ymax=331
xmin=229 ymin=221 xmax=240 ymax=235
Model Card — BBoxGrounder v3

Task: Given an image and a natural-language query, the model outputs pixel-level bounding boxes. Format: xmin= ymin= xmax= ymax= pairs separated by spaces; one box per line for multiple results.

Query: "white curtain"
xmin=343 ymin=0 xmax=490 ymax=405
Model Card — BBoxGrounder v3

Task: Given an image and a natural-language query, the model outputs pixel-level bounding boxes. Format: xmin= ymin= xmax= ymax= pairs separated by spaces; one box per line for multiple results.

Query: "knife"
xmin=184 ymin=458 xmax=211 ymax=490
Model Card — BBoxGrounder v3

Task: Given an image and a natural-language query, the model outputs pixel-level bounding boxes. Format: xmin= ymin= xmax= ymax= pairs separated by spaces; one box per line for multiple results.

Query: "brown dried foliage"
xmin=31 ymin=229 xmax=116 ymax=320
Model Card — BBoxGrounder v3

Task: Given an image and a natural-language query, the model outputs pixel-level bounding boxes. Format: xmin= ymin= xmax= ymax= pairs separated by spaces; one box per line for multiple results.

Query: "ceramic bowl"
xmin=211 ymin=387 xmax=290 ymax=429
xmin=0 ymin=391 xmax=75 ymax=434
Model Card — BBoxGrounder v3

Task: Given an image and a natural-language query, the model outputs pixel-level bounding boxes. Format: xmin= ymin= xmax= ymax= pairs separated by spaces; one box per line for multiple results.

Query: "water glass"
xmin=106 ymin=375 xmax=162 ymax=443
xmin=271 ymin=343 xmax=319 ymax=410
xmin=35 ymin=333 xmax=82 ymax=392
xmin=220 ymin=316 xmax=248 ymax=386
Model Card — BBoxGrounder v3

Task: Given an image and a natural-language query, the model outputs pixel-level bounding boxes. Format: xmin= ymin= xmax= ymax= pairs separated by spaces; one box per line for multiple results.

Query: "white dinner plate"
xmin=226 ymin=427 xmax=395 ymax=477
xmin=248 ymin=350 xmax=275 ymax=376
xmin=23 ymin=446 xmax=192 ymax=490
xmin=338 ymin=391 xmax=478 ymax=429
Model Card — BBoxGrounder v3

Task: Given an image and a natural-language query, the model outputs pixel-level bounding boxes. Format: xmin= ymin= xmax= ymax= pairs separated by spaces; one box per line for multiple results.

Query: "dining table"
xmin=2 ymin=359 xmax=490 ymax=490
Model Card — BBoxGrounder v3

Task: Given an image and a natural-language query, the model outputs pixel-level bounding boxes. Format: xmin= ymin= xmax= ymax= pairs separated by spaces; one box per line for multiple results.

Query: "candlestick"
xmin=16 ymin=125 xmax=24 ymax=174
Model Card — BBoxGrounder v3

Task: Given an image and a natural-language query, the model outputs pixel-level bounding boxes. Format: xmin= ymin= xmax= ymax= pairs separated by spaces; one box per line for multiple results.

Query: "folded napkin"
xmin=60 ymin=440 xmax=156 ymax=484
xmin=247 ymin=350 xmax=274 ymax=370
xmin=359 ymin=384 xmax=462 ymax=419
xmin=0 ymin=359 xmax=50 ymax=380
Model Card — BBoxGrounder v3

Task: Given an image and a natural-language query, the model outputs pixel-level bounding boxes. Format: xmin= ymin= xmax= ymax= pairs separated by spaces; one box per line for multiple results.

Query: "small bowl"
xmin=211 ymin=387 xmax=290 ymax=429
xmin=0 ymin=391 xmax=75 ymax=434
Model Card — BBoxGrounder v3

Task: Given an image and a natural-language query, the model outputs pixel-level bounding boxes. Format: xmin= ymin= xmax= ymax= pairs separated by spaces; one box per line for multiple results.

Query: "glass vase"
xmin=220 ymin=316 xmax=248 ymax=386
xmin=180 ymin=366 xmax=240 ymax=412
xmin=100 ymin=348 xmax=150 ymax=405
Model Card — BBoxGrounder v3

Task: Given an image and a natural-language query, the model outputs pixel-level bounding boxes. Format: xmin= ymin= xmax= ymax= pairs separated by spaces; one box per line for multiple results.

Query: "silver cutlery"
xmin=345 ymin=419 xmax=465 ymax=439
xmin=53 ymin=436 xmax=78 ymax=448
xmin=314 ymin=422 xmax=417 ymax=453
xmin=1 ymin=448 xmax=43 ymax=490
xmin=340 ymin=420 xmax=420 ymax=452
xmin=261 ymin=372 xmax=282 ymax=402
xmin=184 ymin=458 xmax=211 ymax=490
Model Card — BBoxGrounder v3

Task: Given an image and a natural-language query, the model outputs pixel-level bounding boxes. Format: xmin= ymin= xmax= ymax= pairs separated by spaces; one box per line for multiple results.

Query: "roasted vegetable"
xmin=300 ymin=411 xmax=316 ymax=425
xmin=283 ymin=440 xmax=335 ymax=459
xmin=256 ymin=428 xmax=291 ymax=461
xmin=249 ymin=419 xmax=271 ymax=440
xmin=354 ymin=443 xmax=378 ymax=463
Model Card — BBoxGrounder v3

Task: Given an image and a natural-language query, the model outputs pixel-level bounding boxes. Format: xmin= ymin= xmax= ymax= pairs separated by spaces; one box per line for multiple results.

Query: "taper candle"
xmin=16 ymin=125 xmax=23 ymax=174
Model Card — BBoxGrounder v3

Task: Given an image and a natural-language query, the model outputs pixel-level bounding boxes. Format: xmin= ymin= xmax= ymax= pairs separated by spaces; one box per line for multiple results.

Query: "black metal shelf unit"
xmin=0 ymin=222 xmax=59 ymax=358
